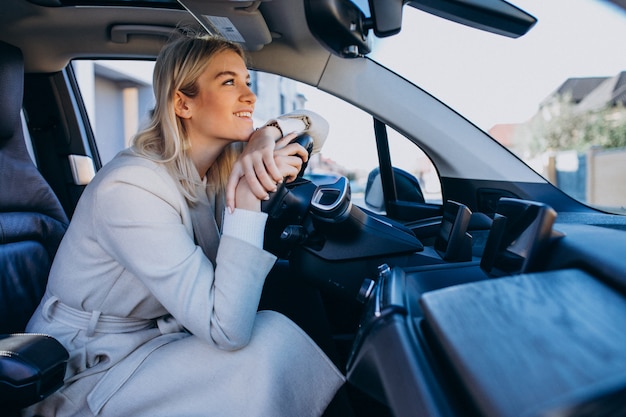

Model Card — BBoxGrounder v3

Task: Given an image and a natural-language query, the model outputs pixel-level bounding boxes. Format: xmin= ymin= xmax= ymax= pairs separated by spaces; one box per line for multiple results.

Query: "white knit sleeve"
xmin=221 ymin=208 xmax=268 ymax=248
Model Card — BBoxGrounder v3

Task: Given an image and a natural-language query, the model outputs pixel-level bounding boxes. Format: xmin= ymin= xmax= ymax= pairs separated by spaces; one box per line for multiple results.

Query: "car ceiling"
xmin=0 ymin=0 xmax=333 ymax=87
xmin=4 ymin=0 xmax=621 ymax=72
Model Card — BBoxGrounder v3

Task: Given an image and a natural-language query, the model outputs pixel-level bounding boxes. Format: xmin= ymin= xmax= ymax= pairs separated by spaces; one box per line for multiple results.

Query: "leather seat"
xmin=0 ymin=40 xmax=70 ymax=413
xmin=0 ymin=40 xmax=68 ymax=332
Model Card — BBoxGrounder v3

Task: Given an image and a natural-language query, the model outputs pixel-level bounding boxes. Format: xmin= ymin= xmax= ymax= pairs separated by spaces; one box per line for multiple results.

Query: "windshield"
xmin=369 ymin=0 xmax=626 ymax=214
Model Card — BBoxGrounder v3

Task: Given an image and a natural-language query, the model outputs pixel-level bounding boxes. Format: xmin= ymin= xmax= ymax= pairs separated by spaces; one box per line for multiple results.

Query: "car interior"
xmin=0 ymin=39 xmax=70 ymax=413
xmin=3 ymin=0 xmax=626 ymax=416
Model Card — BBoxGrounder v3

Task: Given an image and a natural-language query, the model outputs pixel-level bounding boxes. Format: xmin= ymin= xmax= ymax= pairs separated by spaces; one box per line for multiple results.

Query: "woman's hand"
xmin=226 ymin=126 xmax=283 ymax=212
xmin=232 ymin=175 xmax=262 ymax=212
xmin=226 ymin=129 xmax=310 ymax=212
xmin=273 ymin=134 xmax=309 ymax=182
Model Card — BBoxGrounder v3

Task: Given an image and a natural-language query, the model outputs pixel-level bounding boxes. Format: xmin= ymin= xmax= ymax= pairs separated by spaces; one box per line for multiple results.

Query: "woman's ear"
xmin=174 ymin=91 xmax=192 ymax=119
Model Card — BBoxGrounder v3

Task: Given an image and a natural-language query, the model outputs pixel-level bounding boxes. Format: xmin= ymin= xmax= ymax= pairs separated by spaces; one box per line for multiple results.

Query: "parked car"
xmin=2 ymin=0 xmax=626 ymax=416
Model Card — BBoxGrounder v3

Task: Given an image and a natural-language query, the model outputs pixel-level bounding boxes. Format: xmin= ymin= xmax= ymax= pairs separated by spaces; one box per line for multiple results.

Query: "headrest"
xmin=0 ymin=40 xmax=68 ymax=225
xmin=0 ymin=41 xmax=24 ymax=141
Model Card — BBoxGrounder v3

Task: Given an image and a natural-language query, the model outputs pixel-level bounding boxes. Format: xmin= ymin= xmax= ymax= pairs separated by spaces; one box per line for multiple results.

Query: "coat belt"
xmin=40 ymin=292 xmax=188 ymax=415
xmin=41 ymin=292 xmax=167 ymax=337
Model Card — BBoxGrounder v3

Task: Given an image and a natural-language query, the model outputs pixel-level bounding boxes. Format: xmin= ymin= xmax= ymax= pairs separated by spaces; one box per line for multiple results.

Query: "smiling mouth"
xmin=234 ymin=111 xmax=253 ymax=118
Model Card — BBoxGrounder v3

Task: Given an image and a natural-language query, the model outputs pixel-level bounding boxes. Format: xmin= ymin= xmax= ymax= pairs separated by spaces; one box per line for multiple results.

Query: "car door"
xmin=23 ymin=65 xmax=99 ymax=218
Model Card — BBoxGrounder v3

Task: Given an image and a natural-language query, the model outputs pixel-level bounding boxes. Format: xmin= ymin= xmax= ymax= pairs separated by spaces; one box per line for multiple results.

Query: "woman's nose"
xmin=242 ymin=85 xmax=256 ymax=104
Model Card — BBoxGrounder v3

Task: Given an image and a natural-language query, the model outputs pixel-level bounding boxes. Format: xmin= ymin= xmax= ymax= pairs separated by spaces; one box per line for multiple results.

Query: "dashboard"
xmin=263 ymin=172 xmax=626 ymax=417
xmin=342 ymin=200 xmax=626 ymax=417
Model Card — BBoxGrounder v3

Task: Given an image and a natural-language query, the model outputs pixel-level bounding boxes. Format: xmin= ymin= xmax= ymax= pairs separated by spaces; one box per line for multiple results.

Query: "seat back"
xmin=0 ymin=41 xmax=68 ymax=333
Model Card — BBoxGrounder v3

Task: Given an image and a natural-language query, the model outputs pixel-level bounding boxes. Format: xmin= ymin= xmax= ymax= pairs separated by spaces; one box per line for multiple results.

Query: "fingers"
xmin=247 ymin=140 xmax=283 ymax=185
xmin=274 ymin=133 xmax=309 ymax=162
xmin=274 ymin=154 xmax=304 ymax=183
xmin=225 ymin=156 xmax=276 ymax=212
xmin=226 ymin=170 xmax=274 ymax=213
xmin=245 ymin=128 xmax=283 ymax=183
xmin=225 ymin=164 xmax=243 ymax=213
xmin=242 ymin=155 xmax=280 ymax=200
xmin=226 ymin=151 xmax=282 ymax=213
xmin=226 ymin=129 xmax=310 ymax=212
xmin=256 ymin=150 xmax=284 ymax=184
xmin=274 ymin=144 xmax=309 ymax=164
xmin=233 ymin=176 xmax=262 ymax=213
xmin=274 ymin=132 xmax=298 ymax=150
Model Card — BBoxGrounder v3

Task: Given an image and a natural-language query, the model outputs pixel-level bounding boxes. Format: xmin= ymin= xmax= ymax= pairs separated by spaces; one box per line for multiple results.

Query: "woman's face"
xmin=177 ymin=49 xmax=257 ymax=144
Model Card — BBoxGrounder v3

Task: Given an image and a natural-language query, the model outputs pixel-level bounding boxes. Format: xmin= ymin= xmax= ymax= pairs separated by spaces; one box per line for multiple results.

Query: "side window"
xmin=295 ymin=84 xmax=377 ymax=207
xmin=72 ymin=59 xmax=442 ymax=212
xmin=299 ymin=83 xmax=442 ymax=210
xmin=73 ymin=60 xmax=155 ymax=165
xmin=387 ymin=128 xmax=442 ymax=205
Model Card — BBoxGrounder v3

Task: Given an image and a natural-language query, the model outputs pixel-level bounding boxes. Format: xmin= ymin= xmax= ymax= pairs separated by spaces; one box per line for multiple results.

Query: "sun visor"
xmin=177 ymin=0 xmax=272 ymax=51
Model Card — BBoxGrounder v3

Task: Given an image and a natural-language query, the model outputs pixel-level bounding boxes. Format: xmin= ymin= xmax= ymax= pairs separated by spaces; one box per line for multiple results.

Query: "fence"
xmin=541 ymin=147 xmax=626 ymax=212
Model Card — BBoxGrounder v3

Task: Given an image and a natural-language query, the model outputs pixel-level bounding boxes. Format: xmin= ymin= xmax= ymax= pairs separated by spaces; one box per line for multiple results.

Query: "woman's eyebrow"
xmin=214 ymin=70 xmax=251 ymax=81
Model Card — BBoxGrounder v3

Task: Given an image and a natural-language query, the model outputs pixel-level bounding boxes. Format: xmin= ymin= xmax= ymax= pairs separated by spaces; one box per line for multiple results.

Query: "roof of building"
xmin=555 ymin=77 xmax=608 ymax=104
xmin=609 ymin=71 xmax=626 ymax=106
xmin=576 ymin=71 xmax=626 ymax=112
xmin=488 ymin=123 xmax=519 ymax=147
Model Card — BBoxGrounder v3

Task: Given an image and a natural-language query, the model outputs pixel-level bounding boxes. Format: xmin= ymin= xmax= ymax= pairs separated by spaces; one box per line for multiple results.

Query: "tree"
xmin=583 ymin=103 xmax=626 ymax=149
xmin=518 ymin=94 xmax=626 ymax=157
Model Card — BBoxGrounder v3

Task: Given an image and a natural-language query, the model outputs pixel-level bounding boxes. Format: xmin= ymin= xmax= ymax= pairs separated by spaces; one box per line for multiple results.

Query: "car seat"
xmin=0 ymin=40 xmax=70 ymax=415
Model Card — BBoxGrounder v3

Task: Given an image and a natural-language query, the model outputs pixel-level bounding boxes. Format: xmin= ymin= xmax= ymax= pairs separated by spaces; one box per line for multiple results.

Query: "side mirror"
xmin=364 ymin=167 xmax=425 ymax=212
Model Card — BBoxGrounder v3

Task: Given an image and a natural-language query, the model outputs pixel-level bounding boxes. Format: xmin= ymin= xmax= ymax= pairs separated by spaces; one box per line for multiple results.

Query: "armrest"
xmin=0 ymin=333 xmax=68 ymax=411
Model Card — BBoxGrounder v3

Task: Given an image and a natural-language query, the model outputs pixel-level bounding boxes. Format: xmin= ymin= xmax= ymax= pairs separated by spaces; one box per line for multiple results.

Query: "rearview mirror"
xmin=408 ymin=0 xmax=537 ymax=38
xmin=305 ymin=0 xmax=536 ymax=58
xmin=369 ymin=0 xmax=537 ymax=39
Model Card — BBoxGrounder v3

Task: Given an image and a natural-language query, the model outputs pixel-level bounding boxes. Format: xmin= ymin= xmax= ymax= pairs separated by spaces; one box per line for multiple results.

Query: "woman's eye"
xmin=223 ymin=79 xmax=235 ymax=86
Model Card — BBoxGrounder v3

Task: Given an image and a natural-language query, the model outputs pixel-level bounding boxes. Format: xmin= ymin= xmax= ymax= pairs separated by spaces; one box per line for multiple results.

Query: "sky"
xmin=368 ymin=0 xmax=626 ymax=130
xmin=296 ymin=0 xmax=626 ymax=172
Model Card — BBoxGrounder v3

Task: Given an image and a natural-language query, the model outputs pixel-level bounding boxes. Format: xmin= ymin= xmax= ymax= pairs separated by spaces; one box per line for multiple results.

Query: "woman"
xmin=24 ymin=31 xmax=344 ymax=417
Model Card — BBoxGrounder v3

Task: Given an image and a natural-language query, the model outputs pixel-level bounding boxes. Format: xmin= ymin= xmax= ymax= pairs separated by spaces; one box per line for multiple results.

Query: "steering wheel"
xmin=261 ymin=133 xmax=314 ymax=214
xmin=261 ymin=134 xmax=354 ymax=258
xmin=262 ymin=134 xmax=317 ymax=256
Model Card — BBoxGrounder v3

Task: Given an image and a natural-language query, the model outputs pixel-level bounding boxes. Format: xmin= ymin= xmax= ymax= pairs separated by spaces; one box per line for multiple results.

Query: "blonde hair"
xmin=131 ymin=29 xmax=247 ymax=203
